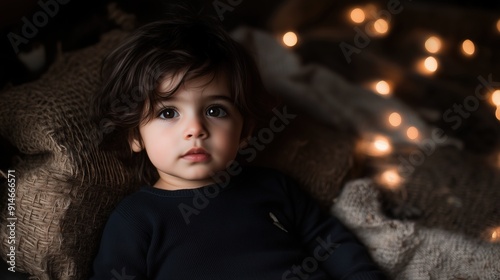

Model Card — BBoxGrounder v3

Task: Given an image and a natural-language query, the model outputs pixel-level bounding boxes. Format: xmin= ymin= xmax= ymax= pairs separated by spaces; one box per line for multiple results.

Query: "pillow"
xmin=251 ymin=111 xmax=355 ymax=210
xmin=0 ymin=29 xmax=138 ymax=280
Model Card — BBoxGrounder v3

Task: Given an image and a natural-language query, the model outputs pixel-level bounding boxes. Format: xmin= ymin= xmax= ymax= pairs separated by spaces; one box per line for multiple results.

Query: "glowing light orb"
xmin=350 ymin=8 xmax=365 ymax=23
xmin=375 ymin=80 xmax=391 ymax=95
xmin=461 ymin=39 xmax=475 ymax=56
xmin=373 ymin=137 xmax=391 ymax=153
xmin=373 ymin=19 xmax=389 ymax=35
xmin=388 ymin=112 xmax=402 ymax=127
xmin=417 ymin=56 xmax=439 ymax=75
xmin=425 ymin=36 xmax=442 ymax=54
xmin=283 ymin=32 xmax=298 ymax=47
xmin=490 ymin=227 xmax=500 ymax=242
xmin=378 ymin=169 xmax=402 ymax=190
xmin=406 ymin=126 xmax=419 ymax=140
xmin=491 ymin=90 xmax=500 ymax=106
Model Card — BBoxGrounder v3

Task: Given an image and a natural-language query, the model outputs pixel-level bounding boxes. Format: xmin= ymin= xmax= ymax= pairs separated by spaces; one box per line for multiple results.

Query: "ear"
xmin=131 ymin=138 xmax=143 ymax=152
xmin=239 ymin=122 xmax=255 ymax=149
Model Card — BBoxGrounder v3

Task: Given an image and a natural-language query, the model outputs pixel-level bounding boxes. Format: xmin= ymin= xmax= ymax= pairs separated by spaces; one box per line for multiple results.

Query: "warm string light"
xmin=282 ymin=31 xmax=298 ymax=47
xmin=417 ymin=56 xmax=439 ymax=75
xmin=406 ymin=126 xmax=419 ymax=140
xmin=357 ymin=135 xmax=392 ymax=157
xmin=489 ymin=90 xmax=500 ymax=121
xmin=496 ymin=19 xmax=500 ymax=33
xmin=461 ymin=39 xmax=475 ymax=56
xmin=377 ymin=168 xmax=403 ymax=190
xmin=347 ymin=6 xmax=390 ymax=35
xmin=489 ymin=227 xmax=500 ymax=242
xmin=388 ymin=112 xmax=402 ymax=127
xmin=424 ymin=36 xmax=442 ymax=54
xmin=350 ymin=7 xmax=366 ymax=23
xmin=491 ymin=90 xmax=500 ymax=106
xmin=373 ymin=137 xmax=391 ymax=152
xmin=424 ymin=56 xmax=438 ymax=72
xmin=373 ymin=18 xmax=389 ymax=35
xmin=374 ymin=80 xmax=391 ymax=96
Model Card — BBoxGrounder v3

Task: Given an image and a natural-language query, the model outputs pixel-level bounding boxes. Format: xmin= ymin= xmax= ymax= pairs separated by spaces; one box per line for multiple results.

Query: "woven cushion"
xmin=0 ymin=29 xmax=354 ymax=279
xmin=252 ymin=111 xmax=355 ymax=210
xmin=0 ymin=30 xmax=138 ymax=280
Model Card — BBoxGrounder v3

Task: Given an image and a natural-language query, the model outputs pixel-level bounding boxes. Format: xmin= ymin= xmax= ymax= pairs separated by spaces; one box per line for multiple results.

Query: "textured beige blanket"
xmin=332 ymin=179 xmax=500 ymax=280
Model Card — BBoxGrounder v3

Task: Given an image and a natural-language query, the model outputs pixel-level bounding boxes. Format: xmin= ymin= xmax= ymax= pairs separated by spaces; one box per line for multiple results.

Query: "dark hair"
xmin=91 ymin=10 xmax=275 ymax=185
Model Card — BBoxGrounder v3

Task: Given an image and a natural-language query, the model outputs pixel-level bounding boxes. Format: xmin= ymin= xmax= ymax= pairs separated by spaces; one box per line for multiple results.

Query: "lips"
xmin=181 ymin=147 xmax=210 ymax=162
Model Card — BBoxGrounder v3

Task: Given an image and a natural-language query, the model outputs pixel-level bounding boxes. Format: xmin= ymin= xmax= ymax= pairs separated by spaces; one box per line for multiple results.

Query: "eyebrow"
xmin=205 ymin=95 xmax=234 ymax=103
xmin=158 ymin=94 xmax=233 ymax=103
xmin=153 ymin=94 xmax=234 ymax=109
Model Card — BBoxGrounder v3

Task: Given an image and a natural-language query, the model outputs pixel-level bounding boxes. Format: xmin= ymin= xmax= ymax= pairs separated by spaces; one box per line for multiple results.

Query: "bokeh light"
xmin=425 ymin=36 xmax=442 ymax=54
xmin=490 ymin=90 xmax=500 ymax=106
xmin=406 ymin=126 xmax=419 ymax=140
xmin=490 ymin=227 xmax=500 ymax=242
xmin=378 ymin=169 xmax=403 ymax=190
xmin=375 ymin=80 xmax=391 ymax=95
xmin=373 ymin=137 xmax=390 ymax=153
xmin=357 ymin=135 xmax=393 ymax=157
xmin=388 ymin=112 xmax=402 ymax=127
xmin=373 ymin=18 xmax=389 ymax=35
xmin=418 ymin=56 xmax=439 ymax=74
xmin=461 ymin=39 xmax=475 ymax=56
xmin=283 ymin=31 xmax=298 ymax=47
xmin=350 ymin=8 xmax=365 ymax=23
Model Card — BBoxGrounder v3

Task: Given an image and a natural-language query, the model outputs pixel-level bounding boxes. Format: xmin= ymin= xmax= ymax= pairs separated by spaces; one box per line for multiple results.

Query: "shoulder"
xmin=104 ymin=187 xmax=163 ymax=235
xmin=109 ymin=187 xmax=158 ymax=222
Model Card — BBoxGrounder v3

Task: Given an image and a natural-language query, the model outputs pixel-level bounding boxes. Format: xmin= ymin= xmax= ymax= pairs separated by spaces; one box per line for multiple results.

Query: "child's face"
xmin=131 ymin=72 xmax=245 ymax=190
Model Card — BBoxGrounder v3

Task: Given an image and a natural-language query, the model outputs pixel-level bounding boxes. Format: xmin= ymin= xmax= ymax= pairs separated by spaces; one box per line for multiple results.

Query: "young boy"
xmin=90 ymin=10 xmax=386 ymax=280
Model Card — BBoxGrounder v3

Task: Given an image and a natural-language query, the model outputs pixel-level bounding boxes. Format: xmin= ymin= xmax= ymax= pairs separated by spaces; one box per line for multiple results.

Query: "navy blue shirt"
xmin=91 ymin=166 xmax=386 ymax=279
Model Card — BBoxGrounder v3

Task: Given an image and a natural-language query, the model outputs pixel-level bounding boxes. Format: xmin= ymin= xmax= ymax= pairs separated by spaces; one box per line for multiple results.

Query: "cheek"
xmin=140 ymin=124 xmax=174 ymax=154
xmin=210 ymin=120 xmax=243 ymax=147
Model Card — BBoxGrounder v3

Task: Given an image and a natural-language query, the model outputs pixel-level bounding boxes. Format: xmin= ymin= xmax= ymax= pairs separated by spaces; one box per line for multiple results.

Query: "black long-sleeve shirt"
xmin=91 ymin=166 xmax=386 ymax=279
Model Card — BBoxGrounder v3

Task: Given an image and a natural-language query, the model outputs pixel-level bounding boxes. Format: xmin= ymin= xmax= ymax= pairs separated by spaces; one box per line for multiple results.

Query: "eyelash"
xmin=156 ymin=104 xmax=229 ymax=120
xmin=157 ymin=106 xmax=178 ymax=119
xmin=206 ymin=104 xmax=229 ymax=118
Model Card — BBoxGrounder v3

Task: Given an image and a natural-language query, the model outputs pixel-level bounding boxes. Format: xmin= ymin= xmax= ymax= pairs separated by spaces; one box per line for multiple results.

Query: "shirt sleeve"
xmin=90 ymin=209 xmax=149 ymax=280
xmin=283 ymin=175 xmax=387 ymax=280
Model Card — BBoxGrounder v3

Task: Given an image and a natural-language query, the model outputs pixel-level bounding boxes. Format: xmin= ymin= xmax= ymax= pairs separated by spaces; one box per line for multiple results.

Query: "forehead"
xmin=157 ymin=70 xmax=230 ymax=98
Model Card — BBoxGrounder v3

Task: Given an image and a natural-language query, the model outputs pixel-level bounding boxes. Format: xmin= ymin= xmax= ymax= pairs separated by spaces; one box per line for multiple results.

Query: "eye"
xmin=206 ymin=105 xmax=228 ymax=118
xmin=158 ymin=108 xmax=179 ymax=119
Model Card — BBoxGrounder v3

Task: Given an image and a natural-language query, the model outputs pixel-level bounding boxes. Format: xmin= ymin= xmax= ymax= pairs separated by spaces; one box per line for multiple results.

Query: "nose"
xmin=184 ymin=115 xmax=208 ymax=140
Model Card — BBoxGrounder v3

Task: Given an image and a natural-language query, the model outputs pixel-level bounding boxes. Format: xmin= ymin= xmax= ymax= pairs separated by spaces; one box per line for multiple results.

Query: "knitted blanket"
xmin=332 ymin=179 xmax=500 ymax=279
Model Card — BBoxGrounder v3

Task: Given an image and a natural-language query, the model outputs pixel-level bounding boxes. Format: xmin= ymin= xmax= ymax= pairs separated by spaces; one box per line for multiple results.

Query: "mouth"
xmin=181 ymin=147 xmax=211 ymax=162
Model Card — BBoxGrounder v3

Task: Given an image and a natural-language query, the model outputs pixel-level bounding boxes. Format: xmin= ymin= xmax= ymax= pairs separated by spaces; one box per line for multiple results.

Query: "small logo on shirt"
xmin=269 ymin=212 xmax=288 ymax=233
